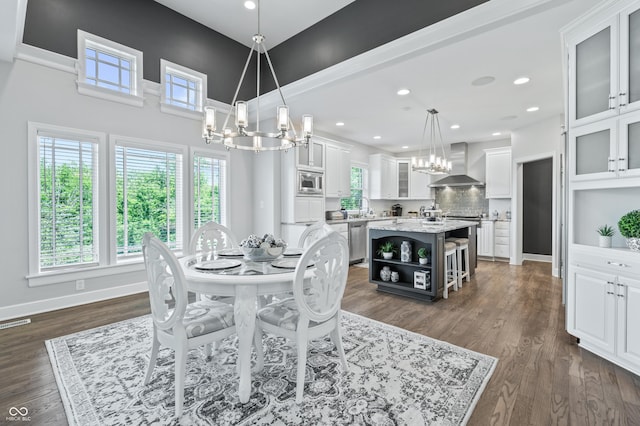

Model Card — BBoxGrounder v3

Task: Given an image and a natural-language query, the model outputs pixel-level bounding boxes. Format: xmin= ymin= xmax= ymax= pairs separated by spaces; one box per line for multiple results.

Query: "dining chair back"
xmin=255 ymin=230 xmax=350 ymax=403
xmin=142 ymin=232 xmax=236 ymax=417
xmin=298 ymin=221 xmax=331 ymax=249
xmin=189 ymin=221 xmax=239 ymax=256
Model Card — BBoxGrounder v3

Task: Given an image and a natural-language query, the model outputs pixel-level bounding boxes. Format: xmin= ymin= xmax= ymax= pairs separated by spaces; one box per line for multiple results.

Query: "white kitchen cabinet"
xmin=297 ymin=139 xmax=324 ymax=169
xmin=494 ymin=221 xmax=510 ymax=259
xmin=484 ymin=147 xmax=511 ymax=198
xmin=567 ymin=2 xmax=640 ymax=128
xmin=369 ymin=153 xmax=398 ymax=199
xmin=294 ymin=197 xmax=324 ymax=223
xmin=567 ymin=247 xmax=640 ymax=376
xmin=397 ymin=160 xmax=409 ymax=198
xmin=409 ymin=167 xmax=431 ymax=199
xmin=477 ymin=220 xmax=494 ymax=257
xmin=325 ymin=144 xmax=351 ymax=198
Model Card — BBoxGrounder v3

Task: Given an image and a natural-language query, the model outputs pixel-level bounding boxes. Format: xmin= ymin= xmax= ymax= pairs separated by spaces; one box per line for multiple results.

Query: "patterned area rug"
xmin=46 ymin=311 xmax=497 ymax=425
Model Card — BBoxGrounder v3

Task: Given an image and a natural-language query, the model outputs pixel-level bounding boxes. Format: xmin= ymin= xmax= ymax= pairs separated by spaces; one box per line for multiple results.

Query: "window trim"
xmin=27 ymin=122 xmax=108 ymax=281
xmin=109 ymin=135 xmax=189 ymax=263
xmin=160 ymin=59 xmax=207 ymax=119
xmin=190 ymin=147 xmax=231 ymax=238
xmin=76 ymin=30 xmax=144 ymax=107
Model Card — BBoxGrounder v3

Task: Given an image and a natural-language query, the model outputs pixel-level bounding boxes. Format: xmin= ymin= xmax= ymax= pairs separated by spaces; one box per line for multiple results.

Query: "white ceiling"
xmin=156 ymin=0 xmax=604 ymax=153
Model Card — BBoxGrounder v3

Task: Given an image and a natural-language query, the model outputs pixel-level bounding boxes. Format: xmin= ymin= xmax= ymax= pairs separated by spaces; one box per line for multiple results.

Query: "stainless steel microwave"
xmin=298 ymin=170 xmax=324 ymax=195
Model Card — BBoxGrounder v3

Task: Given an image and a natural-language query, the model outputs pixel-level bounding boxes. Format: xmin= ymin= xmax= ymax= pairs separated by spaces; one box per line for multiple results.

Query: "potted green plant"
xmin=618 ymin=210 xmax=640 ymax=252
xmin=596 ymin=224 xmax=615 ymax=248
xmin=417 ymin=247 xmax=430 ymax=265
xmin=377 ymin=241 xmax=397 ymax=260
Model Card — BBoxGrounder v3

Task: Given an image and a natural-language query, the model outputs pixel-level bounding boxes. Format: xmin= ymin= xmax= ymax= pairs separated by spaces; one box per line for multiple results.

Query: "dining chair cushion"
xmin=167 ymin=299 xmax=235 ymax=338
xmin=257 ymin=298 xmax=320 ymax=331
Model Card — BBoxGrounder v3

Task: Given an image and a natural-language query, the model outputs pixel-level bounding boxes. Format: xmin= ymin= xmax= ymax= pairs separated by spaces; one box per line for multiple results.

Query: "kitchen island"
xmin=368 ymin=220 xmax=477 ymax=302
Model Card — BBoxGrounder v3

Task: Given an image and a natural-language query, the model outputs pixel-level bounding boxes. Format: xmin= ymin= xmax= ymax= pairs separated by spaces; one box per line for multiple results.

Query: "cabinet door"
xmin=478 ymin=222 xmax=494 ymax=256
xmin=409 ymin=167 xmax=431 ymax=199
xmin=619 ymin=5 xmax=640 ymax=113
xmin=397 ymin=161 xmax=409 ymax=198
xmin=570 ymin=118 xmax=618 ymax=181
xmin=568 ymin=266 xmax=616 ymax=354
xmin=325 ymin=145 xmax=340 ymax=197
xmin=308 ymin=198 xmax=324 ymax=222
xmin=298 ymin=141 xmax=323 ymax=169
xmin=383 ymin=157 xmax=398 ymax=199
xmin=618 ymin=111 xmax=640 ymax=177
xmin=568 ymin=17 xmax=618 ymax=127
xmin=485 ymin=148 xmax=511 ymax=198
xmin=616 ymin=275 xmax=640 ymax=366
xmin=294 ymin=198 xmax=311 ymax=222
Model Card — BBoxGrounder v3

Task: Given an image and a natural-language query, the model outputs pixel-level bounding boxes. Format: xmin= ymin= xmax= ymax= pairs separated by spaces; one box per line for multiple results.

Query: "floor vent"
xmin=0 ymin=318 xmax=31 ymax=330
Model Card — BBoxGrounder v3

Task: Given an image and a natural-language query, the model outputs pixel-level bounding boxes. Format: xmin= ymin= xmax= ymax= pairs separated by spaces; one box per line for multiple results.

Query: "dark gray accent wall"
xmin=22 ymin=0 xmax=256 ymax=103
xmin=22 ymin=0 xmax=488 ymax=102
xmin=523 ymin=158 xmax=552 ymax=256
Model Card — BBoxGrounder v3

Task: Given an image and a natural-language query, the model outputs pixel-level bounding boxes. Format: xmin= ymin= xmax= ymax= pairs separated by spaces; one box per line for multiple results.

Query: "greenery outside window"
xmin=193 ymin=152 xmax=228 ymax=228
xmin=341 ymin=165 xmax=368 ymax=210
xmin=114 ymin=140 xmax=184 ymax=258
xmin=37 ymin=133 xmax=100 ymax=271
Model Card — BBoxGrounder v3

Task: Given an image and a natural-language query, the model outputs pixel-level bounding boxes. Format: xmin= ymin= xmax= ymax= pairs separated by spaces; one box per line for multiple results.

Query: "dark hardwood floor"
xmin=1 ymin=260 xmax=639 ymax=425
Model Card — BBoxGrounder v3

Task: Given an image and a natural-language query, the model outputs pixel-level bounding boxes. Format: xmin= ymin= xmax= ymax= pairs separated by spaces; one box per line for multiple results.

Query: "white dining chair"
xmin=142 ymin=232 xmax=236 ymax=417
xmin=298 ymin=221 xmax=332 ymax=249
xmin=254 ymin=231 xmax=350 ymax=403
xmin=189 ymin=221 xmax=239 ymax=256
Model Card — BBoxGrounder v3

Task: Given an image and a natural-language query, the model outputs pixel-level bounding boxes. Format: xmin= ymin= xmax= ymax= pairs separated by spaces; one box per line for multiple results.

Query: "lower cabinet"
xmin=293 ymin=197 xmax=324 ymax=223
xmin=494 ymin=221 xmax=510 ymax=259
xmin=478 ymin=220 xmax=494 ymax=257
xmin=567 ymin=249 xmax=640 ymax=376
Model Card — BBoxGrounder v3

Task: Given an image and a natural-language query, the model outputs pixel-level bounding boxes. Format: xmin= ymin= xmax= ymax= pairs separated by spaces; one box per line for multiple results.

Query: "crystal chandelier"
xmin=202 ymin=0 xmax=312 ymax=151
xmin=411 ymin=108 xmax=452 ymax=175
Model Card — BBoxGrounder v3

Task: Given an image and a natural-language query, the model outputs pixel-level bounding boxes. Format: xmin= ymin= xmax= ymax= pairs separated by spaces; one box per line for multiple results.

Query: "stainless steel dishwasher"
xmin=348 ymin=221 xmax=367 ymax=264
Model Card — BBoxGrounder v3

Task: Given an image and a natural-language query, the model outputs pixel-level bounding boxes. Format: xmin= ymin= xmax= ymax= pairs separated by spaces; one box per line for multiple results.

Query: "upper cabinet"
xmin=568 ymin=3 xmax=640 ymax=128
xmin=409 ymin=164 xmax=431 ymax=199
xmin=369 ymin=154 xmax=398 ymax=199
xmin=325 ymin=143 xmax=351 ymax=198
xmin=484 ymin=147 xmax=512 ymax=198
xmin=297 ymin=139 xmax=324 ymax=169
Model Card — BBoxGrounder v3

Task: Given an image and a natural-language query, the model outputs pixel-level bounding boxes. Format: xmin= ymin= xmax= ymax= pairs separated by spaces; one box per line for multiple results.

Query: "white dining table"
xmin=180 ymin=253 xmax=302 ymax=404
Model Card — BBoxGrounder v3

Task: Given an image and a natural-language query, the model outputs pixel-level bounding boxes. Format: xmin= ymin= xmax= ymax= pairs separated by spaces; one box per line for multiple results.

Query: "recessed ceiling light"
xmin=471 ymin=76 xmax=495 ymax=86
xmin=513 ymin=77 xmax=530 ymax=85
xmin=335 ymin=122 xmax=345 ymax=126
xmin=526 ymin=106 xmax=540 ymax=112
xmin=397 ymin=89 xmax=410 ymax=96
xmin=492 ymin=132 xmax=502 ymax=136
xmin=450 ymin=124 xmax=460 ymax=129
xmin=244 ymin=1 xmax=256 ymax=10
xmin=401 ymin=145 xmax=409 ymax=149
xmin=373 ymin=136 xmax=382 ymax=140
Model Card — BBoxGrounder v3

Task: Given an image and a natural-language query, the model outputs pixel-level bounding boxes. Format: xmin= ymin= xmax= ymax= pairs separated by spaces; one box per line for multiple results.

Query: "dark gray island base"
xmin=368 ymin=220 xmax=477 ymax=302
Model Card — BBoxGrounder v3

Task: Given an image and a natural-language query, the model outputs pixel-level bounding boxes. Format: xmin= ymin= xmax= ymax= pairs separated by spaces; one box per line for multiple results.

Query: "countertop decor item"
xmin=240 ymin=233 xmax=287 ymax=261
xmin=597 ymin=224 xmax=615 ymax=248
xmin=376 ymin=241 xmax=397 ymax=260
xmin=201 ymin=0 xmax=312 ymax=151
xmin=618 ymin=210 xmax=640 ymax=251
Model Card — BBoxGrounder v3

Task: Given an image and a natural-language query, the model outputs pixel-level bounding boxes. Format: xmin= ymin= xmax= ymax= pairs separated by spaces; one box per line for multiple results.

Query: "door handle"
xmin=619 ymin=92 xmax=627 ymax=107
xmin=609 ymin=94 xmax=617 ymax=110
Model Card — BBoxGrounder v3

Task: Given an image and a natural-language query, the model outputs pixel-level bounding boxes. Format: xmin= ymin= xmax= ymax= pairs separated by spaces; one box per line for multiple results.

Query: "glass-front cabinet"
xmin=297 ymin=140 xmax=324 ymax=169
xmin=568 ymin=3 xmax=640 ymax=128
xmin=571 ymin=110 xmax=640 ymax=181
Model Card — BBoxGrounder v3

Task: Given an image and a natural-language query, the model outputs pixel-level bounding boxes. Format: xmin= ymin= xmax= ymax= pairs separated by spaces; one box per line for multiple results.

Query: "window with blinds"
xmin=340 ymin=166 xmax=368 ymax=210
xmin=193 ymin=154 xmax=227 ymax=228
xmin=39 ymin=135 xmax=99 ymax=270
xmin=115 ymin=144 xmax=184 ymax=257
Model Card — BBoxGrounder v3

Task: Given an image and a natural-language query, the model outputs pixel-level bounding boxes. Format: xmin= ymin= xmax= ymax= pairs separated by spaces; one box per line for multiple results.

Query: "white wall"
xmin=0 ymin=55 xmax=254 ymax=317
xmin=510 ymin=114 xmax=564 ymax=275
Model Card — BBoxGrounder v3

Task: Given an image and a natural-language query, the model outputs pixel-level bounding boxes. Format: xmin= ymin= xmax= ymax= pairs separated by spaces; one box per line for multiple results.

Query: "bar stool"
xmin=446 ymin=237 xmax=470 ymax=288
xmin=443 ymin=241 xmax=458 ymax=299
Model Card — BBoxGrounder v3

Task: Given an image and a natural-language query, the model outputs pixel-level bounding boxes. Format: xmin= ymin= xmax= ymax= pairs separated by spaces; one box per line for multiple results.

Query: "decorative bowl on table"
xmin=240 ymin=234 xmax=287 ymax=262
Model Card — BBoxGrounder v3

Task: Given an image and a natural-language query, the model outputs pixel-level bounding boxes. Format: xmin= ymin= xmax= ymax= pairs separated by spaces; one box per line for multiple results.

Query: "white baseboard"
xmin=522 ymin=253 xmax=552 ymax=263
xmin=0 ymin=282 xmax=148 ymax=322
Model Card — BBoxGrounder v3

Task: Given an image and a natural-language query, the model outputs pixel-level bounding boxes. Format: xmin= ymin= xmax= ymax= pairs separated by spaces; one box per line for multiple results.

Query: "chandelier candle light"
xmin=202 ymin=0 xmax=312 ymax=151
xmin=412 ymin=109 xmax=452 ymax=175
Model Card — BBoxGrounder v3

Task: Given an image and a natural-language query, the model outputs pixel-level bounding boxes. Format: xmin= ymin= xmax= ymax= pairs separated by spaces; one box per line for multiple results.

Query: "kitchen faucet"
xmin=360 ymin=196 xmax=371 ymax=217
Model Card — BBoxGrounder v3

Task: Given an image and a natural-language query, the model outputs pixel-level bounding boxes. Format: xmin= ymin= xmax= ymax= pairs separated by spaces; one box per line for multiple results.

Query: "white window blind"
xmin=39 ymin=134 xmax=99 ymax=270
xmin=115 ymin=145 xmax=183 ymax=257
xmin=193 ymin=154 xmax=227 ymax=227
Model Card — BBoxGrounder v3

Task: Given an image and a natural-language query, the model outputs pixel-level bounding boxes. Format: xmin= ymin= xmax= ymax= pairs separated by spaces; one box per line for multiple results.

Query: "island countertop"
xmin=368 ymin=219 xmax=477 ymax=234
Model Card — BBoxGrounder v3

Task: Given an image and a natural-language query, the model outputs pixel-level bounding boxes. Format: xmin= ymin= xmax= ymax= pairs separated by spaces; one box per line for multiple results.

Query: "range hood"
xmin=429 ymin=142 xmax=485 ymax=187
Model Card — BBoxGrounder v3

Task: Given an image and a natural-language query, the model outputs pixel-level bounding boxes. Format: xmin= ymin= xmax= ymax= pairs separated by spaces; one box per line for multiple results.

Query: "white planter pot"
xmin=626 ymin=237 xmax=640 ymax=252
xmin=418 ymin=257 xmax=429 ymax=265
xmin=599 ymin=235 xmax=612 ymax=248
xmin=382 ymin=252 xmax=393 ymax=260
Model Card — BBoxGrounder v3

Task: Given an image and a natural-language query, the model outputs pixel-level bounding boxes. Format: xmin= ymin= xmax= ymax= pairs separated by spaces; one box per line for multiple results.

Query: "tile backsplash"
xmin=435 ymin=186 xmax=489 ymax=216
